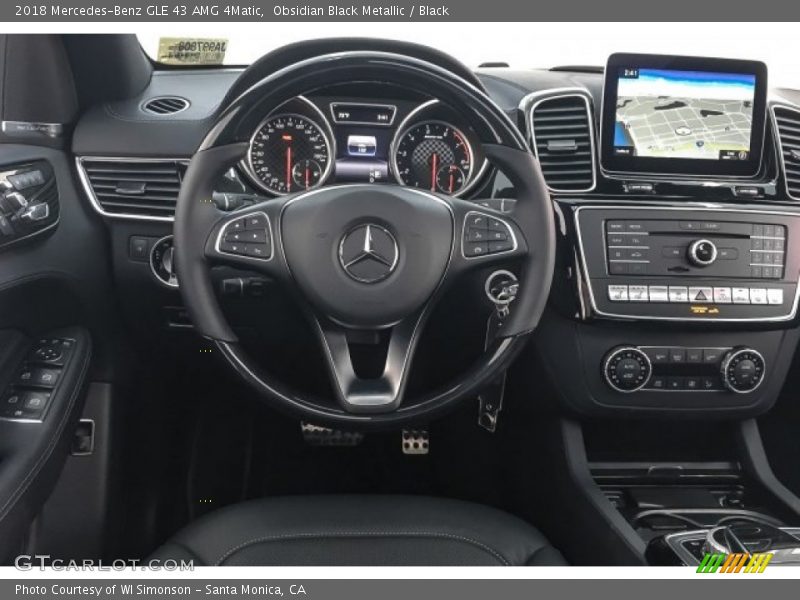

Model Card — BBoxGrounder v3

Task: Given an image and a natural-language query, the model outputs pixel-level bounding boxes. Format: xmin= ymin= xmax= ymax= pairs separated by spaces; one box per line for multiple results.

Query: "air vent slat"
xmin=142 ymin=96 xmax=190 ymax=116
xmin=530 ymin=94 xmax=595 ymax=193
xmin=79 ymin=159 xmax=186 ymax=219
xmin=773 ymin=106 xmax=800 ymax=200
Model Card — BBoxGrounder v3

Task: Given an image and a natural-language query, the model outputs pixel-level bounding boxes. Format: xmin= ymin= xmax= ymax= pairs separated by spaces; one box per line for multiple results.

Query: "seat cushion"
xmin=149 ymin=495 xmax=566 ymax=566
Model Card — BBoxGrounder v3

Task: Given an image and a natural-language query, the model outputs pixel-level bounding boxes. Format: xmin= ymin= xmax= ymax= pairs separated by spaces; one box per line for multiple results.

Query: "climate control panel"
xmin=602 ymin=345 xmax=766 ymax=394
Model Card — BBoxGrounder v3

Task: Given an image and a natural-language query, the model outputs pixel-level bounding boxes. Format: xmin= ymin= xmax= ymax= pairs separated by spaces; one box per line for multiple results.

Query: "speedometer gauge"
xmin=393 ymin=121 xmax=473 ymax=195
xmin=246 ymin=114 xmax=332 ymax=195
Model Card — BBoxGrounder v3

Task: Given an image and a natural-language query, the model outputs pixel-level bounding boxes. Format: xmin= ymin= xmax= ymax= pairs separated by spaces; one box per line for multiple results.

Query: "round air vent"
xmin=141 ymin=96 xmax=190 ymax=116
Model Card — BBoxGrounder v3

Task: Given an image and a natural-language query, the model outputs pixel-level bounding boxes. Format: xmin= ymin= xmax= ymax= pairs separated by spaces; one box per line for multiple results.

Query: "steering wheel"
xmin=174 ymin=51 xmax=555 ymax=429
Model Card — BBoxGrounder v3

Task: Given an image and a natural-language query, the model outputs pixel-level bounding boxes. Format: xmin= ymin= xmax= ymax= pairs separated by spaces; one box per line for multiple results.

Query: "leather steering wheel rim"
xmin=174 ymin=51 xmax=555 ymax=429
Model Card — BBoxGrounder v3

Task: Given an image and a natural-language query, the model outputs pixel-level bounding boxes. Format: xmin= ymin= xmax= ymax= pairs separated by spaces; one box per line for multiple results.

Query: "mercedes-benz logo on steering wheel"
xmin=338 ymin=224 xmax=399 ymax=283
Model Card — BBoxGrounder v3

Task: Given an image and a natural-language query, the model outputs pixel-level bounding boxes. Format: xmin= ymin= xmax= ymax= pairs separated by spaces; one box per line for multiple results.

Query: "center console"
xmin=577 ymin=207 xmax=799 ymax=323
xmin=531 ymin=202 xmax=800 ymax=417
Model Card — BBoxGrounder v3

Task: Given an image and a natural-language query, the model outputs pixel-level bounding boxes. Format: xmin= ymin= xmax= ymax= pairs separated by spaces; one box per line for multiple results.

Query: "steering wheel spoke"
xmin=204 ymin=200 xmax=288 ymax=278
xmin=314 ymin=309 xmax=428 ymax=414
xmin=446 ymin=198 xmax=529 ymax=276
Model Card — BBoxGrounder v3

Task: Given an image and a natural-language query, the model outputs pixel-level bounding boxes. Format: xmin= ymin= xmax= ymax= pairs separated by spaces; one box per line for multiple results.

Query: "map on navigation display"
xmin=613 ymin=68 xmax=756 ymax=161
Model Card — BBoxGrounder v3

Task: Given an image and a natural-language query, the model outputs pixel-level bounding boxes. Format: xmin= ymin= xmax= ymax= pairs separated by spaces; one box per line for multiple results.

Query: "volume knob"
xmin=721 ymin=348 xmax=765 ymax=393
xmin=688 ymin=239 xmax=718 ymax=267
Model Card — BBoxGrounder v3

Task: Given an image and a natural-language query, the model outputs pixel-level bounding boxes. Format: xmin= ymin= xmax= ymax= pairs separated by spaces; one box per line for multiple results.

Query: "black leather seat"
xmin=149 ymin=495 xmax=566 ymax=566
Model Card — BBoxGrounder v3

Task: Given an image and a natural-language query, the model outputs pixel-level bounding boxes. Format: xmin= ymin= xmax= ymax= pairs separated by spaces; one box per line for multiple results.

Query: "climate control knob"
xmin=721 ymin=348 xmax=766 ymax=393
xmin=687 ymin=239 xmax=718 ymax=267
xmin=603 ymin=347 xmax=652 ymax=392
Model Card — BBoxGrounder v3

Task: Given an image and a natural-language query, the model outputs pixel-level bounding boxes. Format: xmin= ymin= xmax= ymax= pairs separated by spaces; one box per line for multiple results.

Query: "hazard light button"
xmin=689 ymin=287 xmax=713 ymax=303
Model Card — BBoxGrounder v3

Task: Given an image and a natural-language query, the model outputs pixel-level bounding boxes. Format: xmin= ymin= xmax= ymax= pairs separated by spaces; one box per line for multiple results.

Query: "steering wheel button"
xmin=466 ymin=228 xmax=487 ymax=242
xmin=488 ymin=230 xmax=509 ymax=241
xmin=488 ymin=240 xmax=513 ymax=254
xmin=487 ymin=218 xmax=507 ymax=232
xmin=465 ymin=242 xmax=487 ymax=256
xmin=467 ymin=215 xmax=487 ymax=229
xmin=220 ymin=241 xmax=245 ymax=255
xmin=243 ymin=230 xmax=268 ymax=244
xmin=244 ymin=244 xmax=270 ymax=259
xmin=228 ymin=219 xmax=246 ymax=231
xmin=244 ymin=214 xmax=268 ymax=229
xmin=225 ymin=231 xmax=245 ymax=242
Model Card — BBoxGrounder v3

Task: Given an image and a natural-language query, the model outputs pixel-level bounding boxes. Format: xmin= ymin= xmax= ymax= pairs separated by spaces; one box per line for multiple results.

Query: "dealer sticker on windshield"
xmin=157 ymin=38 xmax=227 ymax=66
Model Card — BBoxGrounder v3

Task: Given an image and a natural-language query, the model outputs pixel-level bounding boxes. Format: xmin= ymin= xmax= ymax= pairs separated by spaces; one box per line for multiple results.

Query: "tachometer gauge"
xmin=393 ymin=121 xmax=473 ymax=195
xmin=246 ymin=114 xmax=332 ymax=195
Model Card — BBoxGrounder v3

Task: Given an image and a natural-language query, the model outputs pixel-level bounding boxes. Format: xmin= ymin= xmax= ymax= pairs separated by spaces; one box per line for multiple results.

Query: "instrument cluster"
xmin=241 ymin=92 xmax=488 ymax=197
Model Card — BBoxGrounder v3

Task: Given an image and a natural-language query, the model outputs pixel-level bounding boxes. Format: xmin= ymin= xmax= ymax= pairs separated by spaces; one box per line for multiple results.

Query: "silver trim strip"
xmin=574 ymin=204 xmax=800 ymax=322
xmin=75 ymin=156 xmax=189 ymax=222
xmin=520 ymin=88 xmax=597 ymax=194
xmin=1 ymin=120 xmax=64 ymax=138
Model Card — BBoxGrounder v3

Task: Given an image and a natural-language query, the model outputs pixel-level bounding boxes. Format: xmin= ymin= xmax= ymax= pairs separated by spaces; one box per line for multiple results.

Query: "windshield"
xmin=137 ymin=23 xmax=800 ymax=88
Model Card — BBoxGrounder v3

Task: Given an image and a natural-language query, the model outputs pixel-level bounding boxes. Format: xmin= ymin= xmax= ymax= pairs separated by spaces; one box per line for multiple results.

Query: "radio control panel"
xmin=605 ymin=219 xmax=786 ymax=279
xmin=575 ymin=206 xmax=800 ymax=322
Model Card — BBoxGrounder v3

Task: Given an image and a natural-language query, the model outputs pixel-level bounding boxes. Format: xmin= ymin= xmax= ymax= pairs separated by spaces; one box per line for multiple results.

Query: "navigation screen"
xmin=613 ymin=68 xmax=756 ymax=161
xmin=601 ymin=54 xmax=767 ymax=178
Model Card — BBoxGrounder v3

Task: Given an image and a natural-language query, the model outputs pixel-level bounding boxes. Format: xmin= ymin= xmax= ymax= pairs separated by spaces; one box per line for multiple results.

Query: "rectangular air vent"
xmin=529 ymin=94 xmax=596 ymax=193
xmin=77 ymin=158 xmax=187 ymax=220
xmin=772 ymin=105 xmax=800 ymax=200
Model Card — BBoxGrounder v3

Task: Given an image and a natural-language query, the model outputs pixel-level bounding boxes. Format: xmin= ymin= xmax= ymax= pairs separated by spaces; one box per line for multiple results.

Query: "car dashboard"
xmin=60 ymin=53 xmax=800 ymax=423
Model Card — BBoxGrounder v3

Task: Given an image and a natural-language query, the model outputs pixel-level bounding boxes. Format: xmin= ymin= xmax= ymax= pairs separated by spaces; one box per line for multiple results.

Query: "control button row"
xmin=752 ymin=224 xmax=786 ymax=239
xmin=218 ymin=213 xmax=272 ymax=260
xmin=606 ymin=221 xmax=785 ymax=238
xmin=647 ymin=376 xmax=721 ymax=391
xmin=608 ymin=285 xmax=784 ymax=305
xmin=17 ymin=366 xmax=60 ymax=387
xmin=607 ymin=233 xmax=648 ymax=247
xmin=608 ymin=248 xmax=650 ymax=261
xmin=750 ymin=265 xmax=783 ymax=279
xmin=659 ymin=246 xmax=739 ymax=260
xmin=751 ymin=237 xmax=785 ymax=251
xmin=1 ymin=390 xmax=50 ymax=420
xmin=642 ymin=346 xmax=727 ymax=365
xmin=463 ymin=213 xmax=515 ymax=257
